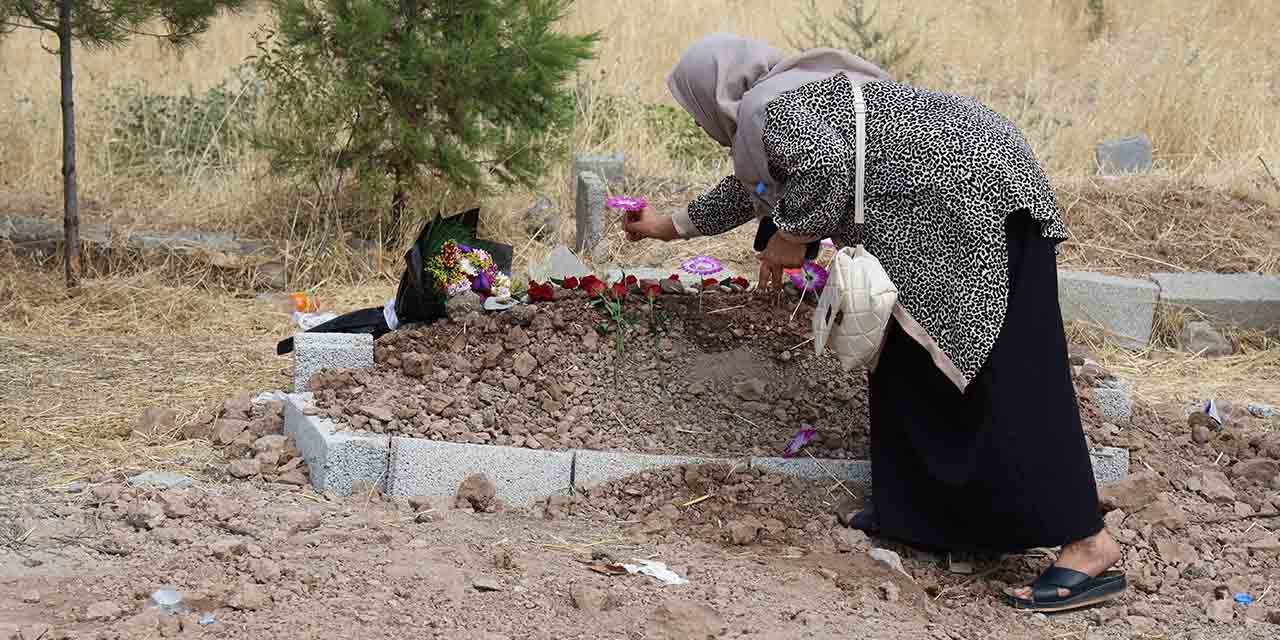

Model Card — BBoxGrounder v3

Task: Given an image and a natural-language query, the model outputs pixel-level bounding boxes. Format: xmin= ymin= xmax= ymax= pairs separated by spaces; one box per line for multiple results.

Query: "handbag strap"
xmin=851 ymin=82 xmax=867 ymax=238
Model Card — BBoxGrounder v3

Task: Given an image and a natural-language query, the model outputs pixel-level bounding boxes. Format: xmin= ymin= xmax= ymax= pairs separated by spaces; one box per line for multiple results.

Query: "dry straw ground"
xmin=2 ymin=1 xmax=1279 ymax=476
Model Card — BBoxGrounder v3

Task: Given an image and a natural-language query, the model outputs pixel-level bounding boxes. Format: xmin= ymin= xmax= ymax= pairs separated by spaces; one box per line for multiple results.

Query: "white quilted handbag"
xmin=813 ymin=81 xmax=898 ymax=371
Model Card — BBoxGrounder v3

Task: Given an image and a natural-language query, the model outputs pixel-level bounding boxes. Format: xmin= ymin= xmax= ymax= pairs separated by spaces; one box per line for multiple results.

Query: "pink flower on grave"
xmin=680 ymin=255 xmax=723 ymax=277
xmin=783 ymin=426 xmax=818 ymax=458
xmin=790 ymin=261 xmax=828 ymax=292
xmin=605 ymin=195 xmax=648 ymax=212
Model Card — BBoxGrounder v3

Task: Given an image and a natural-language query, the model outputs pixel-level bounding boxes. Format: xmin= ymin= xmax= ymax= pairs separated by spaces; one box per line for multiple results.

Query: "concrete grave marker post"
xmin=574 ymin=171 xmax=608 ymax=262
xmin=1095 ymin=134 xmax=1154 ymax=176
xmin=572 ymin=152 xmax=626 ymax=185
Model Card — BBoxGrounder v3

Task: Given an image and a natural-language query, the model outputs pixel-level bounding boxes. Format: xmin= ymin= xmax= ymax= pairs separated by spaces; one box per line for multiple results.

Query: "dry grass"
xmin=2 ymin=1 xmax=1278 ymax=279
xmin=3 ymin=1 xmax=1280 ymax=473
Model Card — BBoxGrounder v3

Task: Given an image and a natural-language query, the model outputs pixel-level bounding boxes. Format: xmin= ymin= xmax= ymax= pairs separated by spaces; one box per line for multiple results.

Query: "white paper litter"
xmin=1205 ymin=399 xmax=1223 ymax=426
xmin=622 ymin=559 xmax=688 ymax=585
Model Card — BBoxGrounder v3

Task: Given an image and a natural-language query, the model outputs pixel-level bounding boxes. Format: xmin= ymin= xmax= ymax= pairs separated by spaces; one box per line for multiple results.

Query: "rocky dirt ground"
xmin=4 ymin=343 xmax=1280 ymax=639
xmin=307 ymin=288 xmax=872 ymax=460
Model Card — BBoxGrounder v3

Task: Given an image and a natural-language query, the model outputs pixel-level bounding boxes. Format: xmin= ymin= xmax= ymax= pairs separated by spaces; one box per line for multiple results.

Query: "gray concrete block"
xmin=283 ymin=393 xmax=390 ymax=495
xmin=388 ymin=438 xmax=573 ymax=506
xmin=1095 ymin=134 xmax=1153 ymax=175
xmin=572 ymin=450 xmax=733 ymax=490
xmin=1151 ymin=272 xmax=1280 ymax=330
xmin=574 ymin=171 xmax=607 ymax=260
xmin=1058 ymin=270 xmax=1158 ymax=349
xmin=573 ymin=152 xmax=626 ymax=184
xmin=1092 ymin=386 xmax=1132 ymax=422
xmin=292 ymin=332 xmax=374 ymax=392
xmin=1090 ymin=447 xmax=1129 ymax=485
xmin=750 ymin=457 xmax=872 ymax=487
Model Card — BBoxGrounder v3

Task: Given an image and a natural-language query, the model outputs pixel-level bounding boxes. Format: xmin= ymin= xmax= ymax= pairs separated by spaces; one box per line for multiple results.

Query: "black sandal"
xmin=1005 ymin=566 xmax=1127 ymax=612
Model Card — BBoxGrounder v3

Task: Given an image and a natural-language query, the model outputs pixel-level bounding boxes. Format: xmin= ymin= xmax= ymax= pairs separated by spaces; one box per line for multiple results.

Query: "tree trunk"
xmin=58 ymin=0 xmax=81 ymax=288
xmin=391 ymin=165 xmax=407 ymax=232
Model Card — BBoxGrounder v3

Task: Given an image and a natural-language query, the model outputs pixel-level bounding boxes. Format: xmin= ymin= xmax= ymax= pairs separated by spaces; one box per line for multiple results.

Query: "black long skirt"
xmin=868 ymin=212 xmax=1103 ymax=554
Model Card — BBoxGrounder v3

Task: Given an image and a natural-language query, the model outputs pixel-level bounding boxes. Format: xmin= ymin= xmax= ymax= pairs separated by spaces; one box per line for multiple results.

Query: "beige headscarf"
xmin=667 ymin=33 xmax=891 ymax=210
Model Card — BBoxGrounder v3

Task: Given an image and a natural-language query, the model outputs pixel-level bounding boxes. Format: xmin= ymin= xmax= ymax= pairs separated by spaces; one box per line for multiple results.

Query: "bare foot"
xmin=1007 ymin=529 xmax=1122 ymax=602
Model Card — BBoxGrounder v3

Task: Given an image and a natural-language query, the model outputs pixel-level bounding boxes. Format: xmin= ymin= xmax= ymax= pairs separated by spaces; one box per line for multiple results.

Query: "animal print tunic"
xmin=685 ymin=73 xmax=1068 ymax=389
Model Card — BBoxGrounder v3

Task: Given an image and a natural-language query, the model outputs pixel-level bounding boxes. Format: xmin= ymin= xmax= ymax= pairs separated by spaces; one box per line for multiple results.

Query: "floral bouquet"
xmin=425 ymin=240 xmax=512 ymax=300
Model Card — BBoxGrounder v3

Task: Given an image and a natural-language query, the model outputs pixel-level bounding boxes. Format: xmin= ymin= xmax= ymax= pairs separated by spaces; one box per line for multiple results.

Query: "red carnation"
xmin=624 ymin=274 xmax=638 ymax=287
xmin=702 ymin=278 xmax=720 ymax=288
xmin=562 ymin=276 xmax=580 ymax=290
xmin=580 ymin=275 xmax=606 ymax=298
xmin=644 ymin=283 xmax=660 ymax=301
xmin=730 ymin=276 xmax=750 ymax=289
xmin=667 ymin=274 xmax=680 ymax=281
xmin=610 ymin=281 xmax=627 ymax=299
xmin=528 ymin=281 xmax=556 ymax=302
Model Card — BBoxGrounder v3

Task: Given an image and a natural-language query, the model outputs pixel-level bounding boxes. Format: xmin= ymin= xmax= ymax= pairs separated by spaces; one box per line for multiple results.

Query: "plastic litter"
xmin=1234 ymin=593 xmax=1254 ymax=605
xmin=147 ymin=588 xmax=187 ymax=615
xmin=198 ymin=614 xmax=216 ymax=626
xmin=483 ymin=296 xmax=517 ymax=311
xmin=257 ymin=291 xmax=320 ymax=313
xmin=1204 ymin=399 xmax=1223 ymax=426
xmin=252 ymin=391 xmax=289 ymax=404
xmin=621 ymin=559 xmax=688 ymax=585
xmin=293 ymin=311 xmax=338 ymax=330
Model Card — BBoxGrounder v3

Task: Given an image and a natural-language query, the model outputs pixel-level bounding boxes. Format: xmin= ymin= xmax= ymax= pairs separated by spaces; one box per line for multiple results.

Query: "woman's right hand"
xmin=623 ymin=209 xmax=679 ymax=242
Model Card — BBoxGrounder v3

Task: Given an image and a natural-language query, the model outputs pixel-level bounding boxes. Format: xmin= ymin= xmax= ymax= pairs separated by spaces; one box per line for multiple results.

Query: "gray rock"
xmin=573 ymin=152 xmax=626 ymax=184
xmin=530 ymin=245 xmax=590 ymax=283
xmin=574 ymin=171 xmax=607 ymax=261
xmin=524 ymin=194 xmax=558 ymax=237
xmin=127 ymin=471 xmax=195 ymax=490
xmin=1178 ymin=321 xmax=1232 ymax=357
xmin=1095 ymin=134 xmax=1153 ymax=175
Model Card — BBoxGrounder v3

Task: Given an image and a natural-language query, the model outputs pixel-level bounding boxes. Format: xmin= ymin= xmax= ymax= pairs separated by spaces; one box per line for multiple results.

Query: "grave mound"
xmin=306 ymin=289 xmax=871 ymax=459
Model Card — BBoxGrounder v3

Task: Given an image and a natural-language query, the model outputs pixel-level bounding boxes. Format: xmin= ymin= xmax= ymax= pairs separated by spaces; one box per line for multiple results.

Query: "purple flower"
xmin=472 ymin=270 xmax=492 ymax=294
xmin=782 ymin=426 xmax=818 ymax=458
xmin=458 ymin=243 xmax=473 ymax=253
xmin=680 ymin=255 xmax=723 ymax=277
xmin=790 ymin=261 xmax=828 ymax=292
xmin=605 ymin=195 xmax=648 ymax=212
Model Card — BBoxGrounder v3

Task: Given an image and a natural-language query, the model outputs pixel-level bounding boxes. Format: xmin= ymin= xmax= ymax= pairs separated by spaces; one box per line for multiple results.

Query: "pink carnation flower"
xmin=605 ymin=195 xmax=648 ymax=212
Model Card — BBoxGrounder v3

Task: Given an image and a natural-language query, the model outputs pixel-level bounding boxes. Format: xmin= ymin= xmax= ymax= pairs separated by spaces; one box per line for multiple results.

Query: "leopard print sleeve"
xmin=762 ymin=101 xmax=853 ymax=242
xmin=674 ymin=175 xmax=758 ymax=238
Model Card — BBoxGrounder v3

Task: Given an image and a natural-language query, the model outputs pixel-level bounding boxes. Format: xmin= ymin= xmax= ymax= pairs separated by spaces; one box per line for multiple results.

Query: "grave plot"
xmin=307 ymin=288 xmax=868 ymax=460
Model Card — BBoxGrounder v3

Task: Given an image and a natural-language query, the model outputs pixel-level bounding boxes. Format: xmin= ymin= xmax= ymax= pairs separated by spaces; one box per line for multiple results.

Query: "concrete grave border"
xmin=1057 ymin=269 xmax=1280 ymax=350
xmin=283 ymin=393 xmax=1129 ymax=505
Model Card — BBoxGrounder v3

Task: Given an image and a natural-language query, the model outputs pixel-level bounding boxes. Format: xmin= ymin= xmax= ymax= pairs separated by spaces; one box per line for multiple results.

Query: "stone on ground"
xmin=127 ymin=471 xmax=194 ymax=490
xmin=1178 ymin=320 xmax=1233 ymax=357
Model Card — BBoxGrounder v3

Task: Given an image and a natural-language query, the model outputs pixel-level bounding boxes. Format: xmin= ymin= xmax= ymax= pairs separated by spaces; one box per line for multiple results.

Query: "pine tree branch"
xmin=15 ymin=0 xmax=56 ymax=31
xmin=1 ymin=19 xmax=46 ymax=31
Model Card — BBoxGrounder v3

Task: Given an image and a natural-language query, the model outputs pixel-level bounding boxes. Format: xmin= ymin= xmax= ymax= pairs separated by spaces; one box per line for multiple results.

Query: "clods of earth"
xmin=5 ymin=349 xmax=1280 ymax=638
xmin=308 ymin=289 xmax=872 ymax=459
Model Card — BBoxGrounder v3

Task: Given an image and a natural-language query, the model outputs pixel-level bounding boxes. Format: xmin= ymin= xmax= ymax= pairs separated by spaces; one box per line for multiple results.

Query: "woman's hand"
xmin=757 ymin=232 xmax=807 ymax=289
xmin=623 ymin=209 xmax=679 ymax=242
